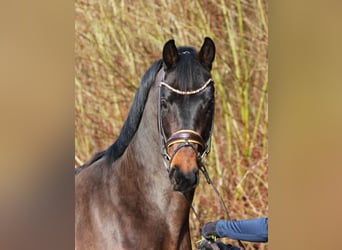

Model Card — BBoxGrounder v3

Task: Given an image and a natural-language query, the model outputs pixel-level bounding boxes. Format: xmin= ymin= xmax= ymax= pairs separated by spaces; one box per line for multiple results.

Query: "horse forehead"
xmin=166 ymin=70 xmax=208 ymax=92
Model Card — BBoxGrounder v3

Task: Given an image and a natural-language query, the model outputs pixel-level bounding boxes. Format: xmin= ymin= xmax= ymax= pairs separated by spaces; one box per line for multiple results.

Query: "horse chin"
xmin=172 ymin=182 xmax=198 ymax=193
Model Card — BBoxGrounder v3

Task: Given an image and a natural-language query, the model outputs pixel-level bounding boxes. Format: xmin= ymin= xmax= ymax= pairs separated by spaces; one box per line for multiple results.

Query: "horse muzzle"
xmin=169 ymin=166 xmax=199 ymax=192
xmin=166 ymin=130 xmax=204 ymax=192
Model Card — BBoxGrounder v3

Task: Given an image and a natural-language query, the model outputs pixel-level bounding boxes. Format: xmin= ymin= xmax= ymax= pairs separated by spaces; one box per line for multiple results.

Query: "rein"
xmin=193 ymin=164 xmax=246 ymax=250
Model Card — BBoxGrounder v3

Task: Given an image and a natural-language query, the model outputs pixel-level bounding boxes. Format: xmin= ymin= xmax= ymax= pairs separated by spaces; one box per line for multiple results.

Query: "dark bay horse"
xmin=75 ymin=37 xmax=216 ymax=250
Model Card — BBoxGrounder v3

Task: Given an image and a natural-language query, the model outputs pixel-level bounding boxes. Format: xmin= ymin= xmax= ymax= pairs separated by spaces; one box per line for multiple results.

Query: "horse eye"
xmin=160 ymin=99 xmax=168 ymax=110
xmin=205 ymin=100 xmax=214 ymax=112
xmin=201 ymin=102 xmax=210 ymax=112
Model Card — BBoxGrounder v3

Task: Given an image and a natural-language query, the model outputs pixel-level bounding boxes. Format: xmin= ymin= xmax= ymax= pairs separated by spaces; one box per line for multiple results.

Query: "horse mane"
xmin=105 ymin=59 xmax=163 ymax=162
xmin=75 ymin=59 xmax=163 ymax=175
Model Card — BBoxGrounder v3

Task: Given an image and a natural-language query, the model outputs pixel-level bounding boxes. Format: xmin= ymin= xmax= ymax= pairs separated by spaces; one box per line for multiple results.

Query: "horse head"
xmin=159 ymin=37 xmax=216 ymax=193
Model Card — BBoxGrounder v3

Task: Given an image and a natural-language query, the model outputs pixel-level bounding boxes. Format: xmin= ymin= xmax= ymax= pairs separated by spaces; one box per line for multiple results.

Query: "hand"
xmin=216 ymin=241 xmax=241 ymax=250
xmin=197 ymin=239 xmax=240 ymax=250
xmin=196 ymin=239 xmax=220 ymax=250
xmin=201 ymin=222 xmax=218 ymax=241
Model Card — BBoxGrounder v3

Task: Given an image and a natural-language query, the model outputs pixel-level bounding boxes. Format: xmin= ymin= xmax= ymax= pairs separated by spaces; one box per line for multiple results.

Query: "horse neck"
xmin=129 ymin=82 xmax=163 ymax=170
xmin=122 ymin=82 xmax=195 ymax=245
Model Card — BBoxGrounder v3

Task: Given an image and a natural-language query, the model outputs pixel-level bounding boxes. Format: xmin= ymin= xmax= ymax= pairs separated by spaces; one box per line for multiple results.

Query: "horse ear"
xmin=198 ymin=37 xmax=216 ymax=70
xmin=163 ymin=39 xmax=179 ymax=69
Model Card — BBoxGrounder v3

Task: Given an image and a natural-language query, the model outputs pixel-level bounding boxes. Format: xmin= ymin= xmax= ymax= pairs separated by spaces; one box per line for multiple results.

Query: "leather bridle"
xmin=158 ymin=74 xmax=214 ymax=171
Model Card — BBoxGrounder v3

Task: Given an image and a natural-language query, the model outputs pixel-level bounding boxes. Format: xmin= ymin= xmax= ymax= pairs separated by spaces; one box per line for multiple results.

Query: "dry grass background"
xmin=75 ymin=0 xmax=268 ymax=249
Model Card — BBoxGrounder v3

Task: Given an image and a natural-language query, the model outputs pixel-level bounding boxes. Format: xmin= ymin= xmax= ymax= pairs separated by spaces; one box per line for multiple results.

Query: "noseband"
xmin=158 ymin=76 xmax=214 ymax=171
xmin=167 ymin=130 xmax=205 ymax=153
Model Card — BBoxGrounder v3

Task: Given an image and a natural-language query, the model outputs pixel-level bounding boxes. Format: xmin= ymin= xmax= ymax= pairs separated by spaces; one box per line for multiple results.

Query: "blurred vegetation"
xmin=75 ymin=0 xmax=268 ymax=249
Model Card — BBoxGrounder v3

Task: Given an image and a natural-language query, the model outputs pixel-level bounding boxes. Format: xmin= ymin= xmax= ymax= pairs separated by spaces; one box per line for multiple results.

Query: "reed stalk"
xmin=75 ymin=1 xmax=268 ymax=248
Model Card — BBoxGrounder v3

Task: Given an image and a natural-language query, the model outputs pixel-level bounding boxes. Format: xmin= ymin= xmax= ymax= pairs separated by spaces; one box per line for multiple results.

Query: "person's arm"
xmin=216 ymin=218 xmax=268 ymax=242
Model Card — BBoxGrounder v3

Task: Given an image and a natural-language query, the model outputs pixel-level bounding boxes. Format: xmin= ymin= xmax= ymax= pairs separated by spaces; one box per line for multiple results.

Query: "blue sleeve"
xmin=216 ymin=218 xmax=268 ymax=242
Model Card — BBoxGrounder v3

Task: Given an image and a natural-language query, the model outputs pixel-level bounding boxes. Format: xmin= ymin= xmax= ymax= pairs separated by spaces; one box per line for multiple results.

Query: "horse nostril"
xmin=192 ymin=168 xmax=199 ymax=176
xmin=169 ymin=166 xmax=181 ymax=180
xmin=191 ymin=168 xmax=199 ymax=184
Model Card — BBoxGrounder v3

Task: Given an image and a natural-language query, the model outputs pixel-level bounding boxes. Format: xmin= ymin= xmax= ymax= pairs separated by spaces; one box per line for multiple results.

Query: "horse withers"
xmin=75 ymin=37 xmax=216 ymax=250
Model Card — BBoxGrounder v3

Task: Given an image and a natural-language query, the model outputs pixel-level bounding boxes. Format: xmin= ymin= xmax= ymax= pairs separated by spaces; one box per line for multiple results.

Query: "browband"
xmin=160 ymin=78 xmax=213 ymax=95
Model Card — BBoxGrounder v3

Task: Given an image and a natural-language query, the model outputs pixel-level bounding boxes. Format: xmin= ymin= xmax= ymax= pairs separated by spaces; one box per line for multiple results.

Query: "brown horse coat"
xmin=75 ymin=38 xmax=215 ymax=250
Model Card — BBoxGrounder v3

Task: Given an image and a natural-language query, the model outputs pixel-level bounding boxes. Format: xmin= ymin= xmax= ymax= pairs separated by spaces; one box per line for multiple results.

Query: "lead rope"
xmin=196 ymin=162 xmax=246 ymax=250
